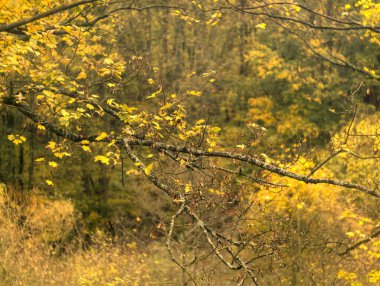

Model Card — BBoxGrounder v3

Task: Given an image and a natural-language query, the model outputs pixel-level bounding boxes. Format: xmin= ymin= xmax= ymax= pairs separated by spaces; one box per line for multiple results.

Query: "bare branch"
xmin=339 ymin=228 xmax=380 ymax=256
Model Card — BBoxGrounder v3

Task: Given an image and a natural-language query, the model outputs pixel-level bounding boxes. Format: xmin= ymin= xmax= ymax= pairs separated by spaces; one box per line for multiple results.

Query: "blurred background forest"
xmin=0 ymin=0 xmax=379 ymax=285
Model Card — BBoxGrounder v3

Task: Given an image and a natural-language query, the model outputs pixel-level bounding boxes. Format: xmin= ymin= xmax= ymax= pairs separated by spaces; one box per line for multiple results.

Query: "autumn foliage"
xmin=0 ymin=0 xmax=380 ymax=285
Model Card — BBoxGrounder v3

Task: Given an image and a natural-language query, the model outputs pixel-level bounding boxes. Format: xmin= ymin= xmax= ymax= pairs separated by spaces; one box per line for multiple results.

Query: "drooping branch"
xmin=3 ymin=97 xmax=379 ymax=198
xmin=122 ymin=138 xmax=259 ymax=282
xmin=0 ymin=0 xmax=98 ymax=33
xmin=224 ymin=0 xmax=380 ymax=33
xmin=339 ymin=228 xmax=380 ymax=256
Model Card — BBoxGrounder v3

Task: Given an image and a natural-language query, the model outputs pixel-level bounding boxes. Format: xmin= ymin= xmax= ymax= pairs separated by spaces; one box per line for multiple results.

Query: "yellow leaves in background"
xmin=37 ymin=124 xmax=46 ymax=130
xmin=345 ymin=231 xmax=355 ymax=238
xmin=7 ymin=134 xmax=26 ymax=145
xmin=209 ymin=126 xmax=221 ymax=133
xmin=296 ymin=202 xmax=304 ymax=209
xmin=255 ymin=23 xmax=267 ymax=30
xmin=45 ymin=141 xmax=71 ymax=158
xmin=94 ymin=155 xmax=110 ymax=165
xmin=76 ymin=71 xmax=87 ymax=80
xmin=45 ymin=180 xmax=54 ymax=186
xmin=248 ymin=96 xmax=276 ymax=126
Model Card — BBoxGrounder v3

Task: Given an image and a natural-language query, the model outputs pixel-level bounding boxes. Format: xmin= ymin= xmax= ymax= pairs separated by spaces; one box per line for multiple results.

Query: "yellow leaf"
xmin=86 ymin=104 xmax=94 ymax=110
xmin=76 ymin=71 xmax=87 ymax=80
xmin=126 ymin=169 xmax=138 ymax=175
xmin=37 ymin=124 xmax=46 ymax=130
xmin=160 ymin=103 xmax=172 ymax=110
xmin=202 ymin=70 xmax=216 ymax=77
xmin=107 ymin=140 xmax=116 ymax=147
xmin=187 ymin=90 xmax=202 ymax=96
xmin=104 ymin=58 xmax=114 ymax=65
xmin=346 ymin=232 xmax=355 ymax=238
xmin=260 ymin=153 xmax=271 ymax=163
xmin=147 ymin=85 xmax=163 ymax=99
xmin=185 ymin=183 xmax=192 ymax=193
xmin=35 ymin=158 xmax=45 ymax=162
xmin=46 ymin=180 xmax=54 ymax=186
xmin=148 ymin=78 xmax=154 ymax=84
xmin=95 ymin=132 xmax=108 ymax=141
xmin=81 ymin=145 xmax=91 ymax=152
xmin=48 ymin=161 xmax=58 ymax=168
xmin=81 ymin=140 xmax=90 ymax=145
xmin=296 ymin=203 xmax=304 ymax=209
xmin=94 ymin=155 xmax=110 ymax=165
xmin=42 ymin=90 xmax=55 ymax=97
xmin=54 ymin=152 xmax=71 ymax=158
xmin=255 ymin=23 xmax=267 ymax=29
xmin=46 ymin=141 xmax=56 ymax=149
xmin=195 ymin=119 xmax=205 ymax=125
xmin=144 ymin=163 xmax=154 ymax=175
xmin=209 ymin=126 xmax=221 ymax=133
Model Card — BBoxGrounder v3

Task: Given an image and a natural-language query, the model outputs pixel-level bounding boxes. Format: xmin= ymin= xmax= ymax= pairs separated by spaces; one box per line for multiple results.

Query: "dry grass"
xmin=0 ymin=184 xmax=179 ymax=286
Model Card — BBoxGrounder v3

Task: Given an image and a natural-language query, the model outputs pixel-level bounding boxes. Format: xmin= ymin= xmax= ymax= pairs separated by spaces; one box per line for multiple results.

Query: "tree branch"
xmin=0 ymin=0 xmax=97 ymax=33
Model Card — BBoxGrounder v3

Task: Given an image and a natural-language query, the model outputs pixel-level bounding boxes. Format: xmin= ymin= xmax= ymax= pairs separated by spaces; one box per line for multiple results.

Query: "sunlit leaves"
xmin=48 ymin=161 xmax=58 ymax=168
xmin=184 ymin=183 xmax=192 ymax=193
xmin=76 ymin=71 xmax=87 ymax=80
xmin=81 ymin=145 xmax=91 ymax=152
xmin=147 ymin=85 xmax=163 ymax=99
xmin=144 ymin=163 xmax=154 ymax=176
xmin=45 ymin=180 xmax=54 ymax=186
xmin=7 ymin=134 xmax=26 ymax=145
xmin=94 ymin=155 xmax=110 ymax=165
xmin=95 ymin=132 xmax=108 ymax=141
xmin=187 ymin=90 xmax=202 ymax=96
xmin=209 ymin=126 xmax=221 ymax=133
xmin=45 ymin=141 xmax=71 ymax=158
xmin=255 ymin=23 xmax=267 ymax=30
